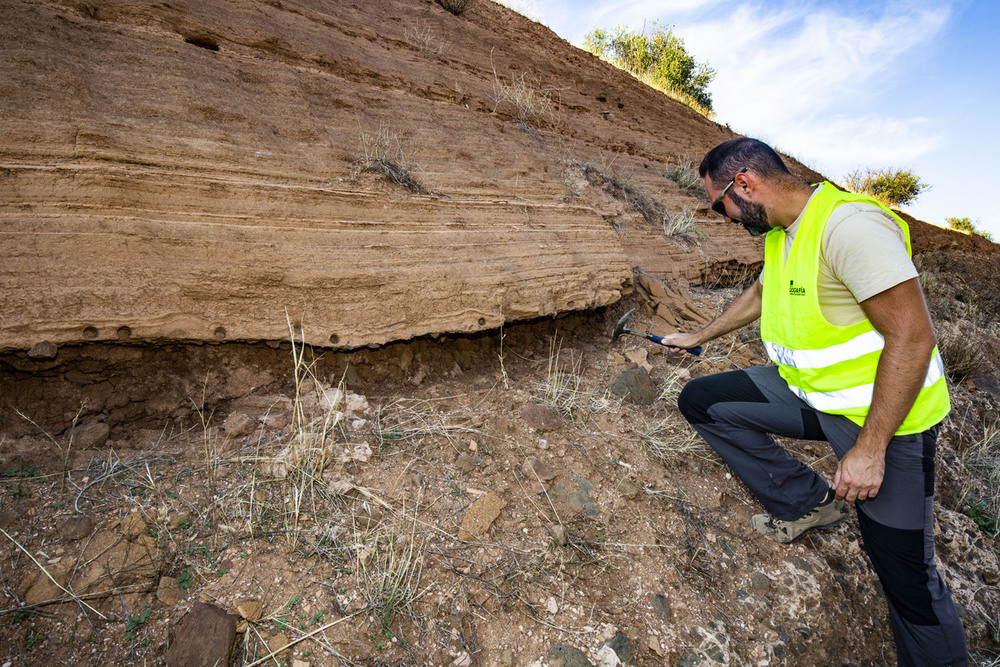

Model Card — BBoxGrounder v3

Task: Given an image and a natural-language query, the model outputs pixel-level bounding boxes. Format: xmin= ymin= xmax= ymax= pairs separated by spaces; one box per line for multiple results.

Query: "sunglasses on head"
xmin=710 ymin=167 xmax=748 ymax=216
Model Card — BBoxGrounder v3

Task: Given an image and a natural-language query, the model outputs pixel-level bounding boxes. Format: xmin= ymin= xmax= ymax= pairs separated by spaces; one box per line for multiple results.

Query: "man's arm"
xmin=833 ymin=277 xmax=938 ymax=502
xmin=657 ymin=278 xmax=763 ymax=351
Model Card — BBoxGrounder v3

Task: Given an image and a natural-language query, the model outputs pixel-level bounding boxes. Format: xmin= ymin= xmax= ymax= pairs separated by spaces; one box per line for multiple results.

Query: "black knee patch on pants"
xmin=678 ymin=370 xmax=769 ymax=425
xmin=857 ymin=509 xmax=937 ymax=626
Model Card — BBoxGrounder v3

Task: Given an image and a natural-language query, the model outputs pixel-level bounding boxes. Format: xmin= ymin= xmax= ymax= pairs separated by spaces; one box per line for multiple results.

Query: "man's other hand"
xmin=833 ymin=444 xmax=886 ymax=502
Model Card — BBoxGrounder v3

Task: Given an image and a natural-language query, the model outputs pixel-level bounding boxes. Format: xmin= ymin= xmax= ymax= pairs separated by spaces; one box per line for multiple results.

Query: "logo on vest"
xmin=788 ymin=280 xmax=806 ymax=296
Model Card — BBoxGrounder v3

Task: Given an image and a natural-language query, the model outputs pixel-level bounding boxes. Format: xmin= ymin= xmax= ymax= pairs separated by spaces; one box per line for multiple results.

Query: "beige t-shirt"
xmin=768 ymin=184 xmax=918 ymax=326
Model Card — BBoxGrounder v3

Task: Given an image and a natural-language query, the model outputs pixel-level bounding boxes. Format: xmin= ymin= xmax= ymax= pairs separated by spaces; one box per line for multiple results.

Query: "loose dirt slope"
xmin=2 ymin=1 xmax=1000 ymax=666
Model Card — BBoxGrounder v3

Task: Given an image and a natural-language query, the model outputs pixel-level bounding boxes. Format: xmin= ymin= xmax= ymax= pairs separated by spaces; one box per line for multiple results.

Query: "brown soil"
xmin=2 ymin=1 xmax=999 ymax=666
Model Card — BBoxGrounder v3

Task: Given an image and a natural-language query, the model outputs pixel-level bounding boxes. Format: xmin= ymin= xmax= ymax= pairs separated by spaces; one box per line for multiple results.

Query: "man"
xmin=659 ymin=138 xmax=968 ymax=666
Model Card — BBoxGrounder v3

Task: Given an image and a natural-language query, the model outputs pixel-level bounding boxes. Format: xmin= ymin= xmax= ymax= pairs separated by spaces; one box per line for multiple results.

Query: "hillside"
xmin=1 ymin=0 xmax=999 ymax=665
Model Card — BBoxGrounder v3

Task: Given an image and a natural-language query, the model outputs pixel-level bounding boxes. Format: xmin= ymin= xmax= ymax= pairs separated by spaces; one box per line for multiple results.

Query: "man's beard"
xmin=728 ymin=190 xmax=772 ymax=236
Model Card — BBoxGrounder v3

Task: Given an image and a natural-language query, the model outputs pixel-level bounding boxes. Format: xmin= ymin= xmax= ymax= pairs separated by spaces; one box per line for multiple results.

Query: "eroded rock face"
xmin=0 ymin=0 xmax=655 ymax=353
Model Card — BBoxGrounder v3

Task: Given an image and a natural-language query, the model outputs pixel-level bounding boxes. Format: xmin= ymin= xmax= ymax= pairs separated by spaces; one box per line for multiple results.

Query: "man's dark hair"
xmin=699 ymin=137 xmax=792 ymax=184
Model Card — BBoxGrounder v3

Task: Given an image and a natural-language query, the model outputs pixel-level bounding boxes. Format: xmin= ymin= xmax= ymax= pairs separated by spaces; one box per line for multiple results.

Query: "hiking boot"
xmin=750 ymin=490 xmax=848 ymax=544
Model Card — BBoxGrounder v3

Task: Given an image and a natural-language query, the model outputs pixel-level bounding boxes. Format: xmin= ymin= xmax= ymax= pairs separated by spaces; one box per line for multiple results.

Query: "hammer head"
xmin=611 ymin=308 xmax=636 ymax=342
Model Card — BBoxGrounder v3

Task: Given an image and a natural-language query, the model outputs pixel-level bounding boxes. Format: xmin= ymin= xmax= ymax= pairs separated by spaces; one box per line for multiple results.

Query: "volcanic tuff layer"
xmin=1 ymin=0 xmax=988 ymax=352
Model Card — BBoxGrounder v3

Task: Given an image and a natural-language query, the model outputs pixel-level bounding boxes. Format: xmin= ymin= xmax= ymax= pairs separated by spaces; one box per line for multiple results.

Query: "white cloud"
xmin=681 ymin=2 xmax=951 ymax=125
xmin=770 ymin=115 xmax=944 ymax=178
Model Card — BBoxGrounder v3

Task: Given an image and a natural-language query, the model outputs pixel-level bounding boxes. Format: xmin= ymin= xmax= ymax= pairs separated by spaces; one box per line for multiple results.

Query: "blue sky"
xmin=499 ymin=0 xmax=1000 ymax=239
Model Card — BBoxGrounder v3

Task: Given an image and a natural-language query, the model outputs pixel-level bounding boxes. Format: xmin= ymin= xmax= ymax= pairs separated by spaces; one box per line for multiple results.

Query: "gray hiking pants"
xmin=677 ymin=366 xmax=968 ymax=667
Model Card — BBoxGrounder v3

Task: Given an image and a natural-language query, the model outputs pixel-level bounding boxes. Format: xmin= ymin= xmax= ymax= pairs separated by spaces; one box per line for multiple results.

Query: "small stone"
xmin=236 ymin=599 xmax=263 ymax=622
xmin=524 ymin=457 xmax=557 ymax=481
xmin=27 ymin=341 xmax=58 ymax=359
xmin=0 ymin=508 xmax=17 ymax=528
xmin=71 ymin=422 xmax=110 ymax=449
xmin=545 ymin=597 xmax=558 ymax=614
xmin=617 ymin=479 xmax=642 ymax=500
xmin=549 ymin=524 xmax=568 ymax=546
xmin=344 ymin=392 xmax=369 ymax=416
xmin=751 ymin=572 xmax=771 ymax=591
xmin=267 ymin=632 xmax=291 ymax=658
xmin=156 ymin=576 xmax=183 ymax=606
xmin=609 ymin=368 xmax=659 ymax=405
xmin=623 ymin=348 xmax=651 ymax=371
xmin=455 ymin=452 xmax=476 ymax=470
xmin=545 ymin=643 xmax=594 ymax=667
xmin=451 ymin=652 xmax=472 ymax=667
xmin=116 ymin=512 xmax=148 ymax=538
xmin=458 ymin=492 xmax=505 ymax=541
xmin=291 ymin=660 xmax=311 ymax=667
xmin=603 ymin=633 xmax=636 ymax=666
xmin=521 ymin=403 xmax=563 ymax=432
xmin=58 ymin=515 xmax=94 ymax=541
xmin=651 ymin=593 xmax=672 ymax=620
xmin=222 ymin=412 xmax=255 ymax=438
xmin=165 ymin=603 xmax=238 ymax=667
xmin=168 ymin=513 xmax=191 ymax=531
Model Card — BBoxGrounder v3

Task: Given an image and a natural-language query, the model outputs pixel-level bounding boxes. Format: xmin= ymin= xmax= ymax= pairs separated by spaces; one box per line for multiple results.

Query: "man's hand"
xmin=655 ymin=332 xmax=703 ymax=354
xmin=833 ymin=441 xmax=886 ymax=502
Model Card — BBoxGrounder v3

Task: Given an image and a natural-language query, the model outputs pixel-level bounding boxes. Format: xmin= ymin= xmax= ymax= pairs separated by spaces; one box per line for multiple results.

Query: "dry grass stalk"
xmin=354 ymin=123 xmax=428 ymax=194
xmin=635 ymin=413 xmax=710 ymax=466
xmin=283 ymin=313 xmax=340 ymax=545
xmin=539 ymin=335 xmax=583 ymax=417
xmin=959 ymin=420 xmax=1000 ymax=537
xmin=491 ymin=50 xmax=552 ymax=122
xmin=375 ymin=397 xmax=480 ymax=450
xmin=354 ymin=505 xmax=425 ymax=631
xmin=15 ymin=405 xmax=83 ymax=490
xmin=939 ymin=323 xmax=995 ymax=385
xmin=436 ymin=0 xmax=476 ymax=15
xmin=662 ymin=207 xmax=698 ymax=239
xmin=405 ymin=23 xmax=448 ymax=56
xmin=245 ymin=610 xmax=363 ymax=667
xmin=667 ymin=159 xmax=705 ymax=195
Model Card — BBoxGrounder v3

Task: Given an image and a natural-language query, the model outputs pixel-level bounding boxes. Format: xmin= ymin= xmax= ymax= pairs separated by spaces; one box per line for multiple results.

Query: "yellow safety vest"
xmin=760 ymin=183 xmax=950 ymax=434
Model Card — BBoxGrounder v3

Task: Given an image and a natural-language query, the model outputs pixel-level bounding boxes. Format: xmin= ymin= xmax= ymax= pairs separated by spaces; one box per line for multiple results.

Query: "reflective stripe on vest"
xmin=780 ymin=350 xmax=946 ymax=412
xmin=763 ymin=329 xmax=886 ymax=369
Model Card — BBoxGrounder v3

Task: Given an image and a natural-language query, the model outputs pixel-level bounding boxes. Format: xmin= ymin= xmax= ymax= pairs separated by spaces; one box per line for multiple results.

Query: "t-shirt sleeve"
xmin=822 ymin=204 xmax=918 ymax=303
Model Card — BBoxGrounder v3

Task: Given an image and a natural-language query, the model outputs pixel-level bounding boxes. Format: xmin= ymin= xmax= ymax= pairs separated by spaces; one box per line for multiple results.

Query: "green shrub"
xmin=583 ymin=22 xmax=715 ymax=116
xmin=844 ymin=167 xmax=928 ymax=207
xmin=436 ymin=0 xmax=475 ymax=15
xmin=946 ymin=216 xmax=994 ymax=242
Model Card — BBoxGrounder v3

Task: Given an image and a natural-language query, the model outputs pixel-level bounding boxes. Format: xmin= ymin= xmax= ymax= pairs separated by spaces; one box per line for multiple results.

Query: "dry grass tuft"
xmin=538 ymin=335 xmax=584 ymax=417
xmin=635 ymin=413 xmax=710 ymax=466
xmin=492 ymin=70 xmax=552 ymax=122
xmin=436 ymin=0 xmax=476 ymax=15
xmin=578 ymin=162 xmax=699 ymax=240
xmin=662 ymin=207 xmax=698 ymax=239
xmin=375 ymin=397 xmax=481 ymax=451
xmin=667 ymin=159 xmax=705 ymax=196
xmin=405 ymin=23 xmax=448 ymax=56
xmin=938 ymin=323 xmax=995 ymax=385
xmin=354 ymin=509 xmax=425 ymax=630
xmin=959 ymin=421 xmax=1000 ymax=538
xmin=353 ymin=123 xmax=429 ymax=194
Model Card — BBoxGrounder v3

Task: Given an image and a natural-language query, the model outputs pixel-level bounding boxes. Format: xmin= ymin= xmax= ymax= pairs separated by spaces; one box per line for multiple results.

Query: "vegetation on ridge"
xmin=947 ymin=216 xmax=995 ymax=242
xmin=844 ymin=167 xmax=929 ymax=207
xmin=583 ymin=22 xmax=716 ymax=117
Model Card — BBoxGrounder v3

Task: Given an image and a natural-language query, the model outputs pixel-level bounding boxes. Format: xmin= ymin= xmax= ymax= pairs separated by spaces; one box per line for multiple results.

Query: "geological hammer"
xmin=611 ymin=308 xmax=702 ymax=355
